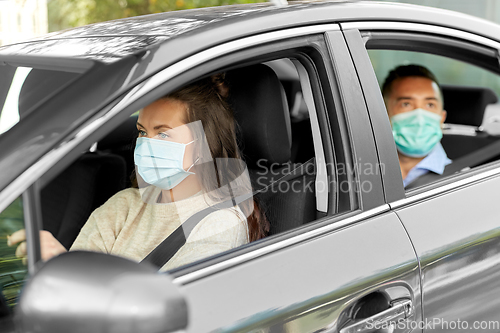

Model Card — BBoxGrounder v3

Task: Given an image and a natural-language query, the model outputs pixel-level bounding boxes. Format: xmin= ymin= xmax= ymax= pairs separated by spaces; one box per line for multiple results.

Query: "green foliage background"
xmin=48 ymin=0 xmax=263 ymax=32
xmin=0 ymin=198 xmax=26 ymax=309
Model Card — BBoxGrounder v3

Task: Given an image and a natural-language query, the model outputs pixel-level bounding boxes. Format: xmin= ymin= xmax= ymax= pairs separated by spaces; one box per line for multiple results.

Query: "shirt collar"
xmin=413 ymin=143 xmax=451 ymax=175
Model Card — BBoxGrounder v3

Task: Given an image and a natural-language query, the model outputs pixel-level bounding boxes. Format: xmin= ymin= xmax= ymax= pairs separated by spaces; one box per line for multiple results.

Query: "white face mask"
xmin=134 ymin=137 xmax=198 ymax=190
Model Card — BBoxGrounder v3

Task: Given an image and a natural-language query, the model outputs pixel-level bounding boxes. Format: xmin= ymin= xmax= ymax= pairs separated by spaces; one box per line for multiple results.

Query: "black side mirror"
xmin=15 ymin=251 xmax=188 ymax=333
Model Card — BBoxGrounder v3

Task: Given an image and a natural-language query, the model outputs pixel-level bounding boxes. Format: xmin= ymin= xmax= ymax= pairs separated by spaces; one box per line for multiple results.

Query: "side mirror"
xmin=15 ymin=251 xmax=188 ymax=333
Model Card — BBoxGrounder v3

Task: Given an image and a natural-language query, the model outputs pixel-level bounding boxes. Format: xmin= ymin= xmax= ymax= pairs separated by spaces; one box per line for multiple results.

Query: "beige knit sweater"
xmin=70 ymin=188 xmax=249 ymax=271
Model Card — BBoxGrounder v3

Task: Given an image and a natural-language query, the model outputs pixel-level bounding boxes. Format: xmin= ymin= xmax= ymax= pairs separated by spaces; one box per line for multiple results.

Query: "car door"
xmin=344 ymin=21 xmax=500 ymax=331
xmin=0 ymin=25 xmax=420 ymax=333
xmin=158 ymin=27 xmax=421 ymax=332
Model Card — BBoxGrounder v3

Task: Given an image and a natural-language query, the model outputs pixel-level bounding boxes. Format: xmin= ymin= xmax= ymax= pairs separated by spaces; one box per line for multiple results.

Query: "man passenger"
xmin=382 ymin=64 xmax=451 ymax=187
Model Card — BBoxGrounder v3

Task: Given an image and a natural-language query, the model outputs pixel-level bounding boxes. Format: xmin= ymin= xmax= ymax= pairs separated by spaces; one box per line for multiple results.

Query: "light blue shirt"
xmin=403 ymin=143 xmax=451 ymax=187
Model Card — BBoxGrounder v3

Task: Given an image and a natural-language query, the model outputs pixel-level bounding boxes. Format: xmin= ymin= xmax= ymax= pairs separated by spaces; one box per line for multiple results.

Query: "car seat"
xmin=97 ymin=115 xmax=138 ymax=188
xmin=442 ymin=84 xmax=497 ymax=127
xmin=441 ymin=85 xmax=500 ymax=160
xmin=226 ymin=64 xmax=317 ymax=236
xmin=41 ymin=152 xmax=127 ymax=249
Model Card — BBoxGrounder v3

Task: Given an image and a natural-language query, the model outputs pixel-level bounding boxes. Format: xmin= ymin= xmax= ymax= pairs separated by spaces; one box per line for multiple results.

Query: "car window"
xmin=38 ymin=59 xmax=348 ymax=268
xmin=369 ymin=50 xmax=500 ymax=98
xmin=0 ymin=197 xmax=26 ymax=315
xmin=365 ymin=38 xmax=500 ymax=190
xmin=18 ymin=35 xmax=361 ymax=275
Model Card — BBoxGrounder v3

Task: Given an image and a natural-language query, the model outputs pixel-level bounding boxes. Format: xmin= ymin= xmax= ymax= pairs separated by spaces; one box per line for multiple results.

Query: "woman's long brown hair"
xmin=136 ymin=74 xmax=269 ymax=242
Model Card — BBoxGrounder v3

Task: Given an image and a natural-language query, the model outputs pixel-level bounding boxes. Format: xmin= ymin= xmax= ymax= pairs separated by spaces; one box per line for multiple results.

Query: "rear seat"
xmin=441 ymin=84 xmax=497 ymax=127
xmin=441 ymin=84 xmax=500 ymax=160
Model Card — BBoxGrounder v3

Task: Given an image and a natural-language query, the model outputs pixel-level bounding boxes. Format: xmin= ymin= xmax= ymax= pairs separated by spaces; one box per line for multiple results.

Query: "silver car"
xmin=1 ymin=1 xmax=500 ymax=332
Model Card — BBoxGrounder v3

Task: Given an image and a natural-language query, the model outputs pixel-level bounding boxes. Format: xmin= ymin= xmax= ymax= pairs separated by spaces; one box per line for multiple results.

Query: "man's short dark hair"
xmin=382 ymin=64 xmax=442 ymax=100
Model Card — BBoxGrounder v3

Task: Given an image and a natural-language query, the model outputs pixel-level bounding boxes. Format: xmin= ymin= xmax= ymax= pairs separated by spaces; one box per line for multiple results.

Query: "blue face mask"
xmin=134 ymin=137 xmax=197 ymax=190
xmin=391 ymin=108 xmax=443 ymax=158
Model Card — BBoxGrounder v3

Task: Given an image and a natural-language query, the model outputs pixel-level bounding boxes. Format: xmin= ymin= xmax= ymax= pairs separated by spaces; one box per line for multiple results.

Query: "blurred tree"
xmin=48 ymin=0 xmax=263 ymax=32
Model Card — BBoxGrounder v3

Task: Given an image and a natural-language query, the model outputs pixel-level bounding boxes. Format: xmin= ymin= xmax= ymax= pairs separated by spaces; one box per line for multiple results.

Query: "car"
xmin=2 ymin=0 xmax=500 ymax=332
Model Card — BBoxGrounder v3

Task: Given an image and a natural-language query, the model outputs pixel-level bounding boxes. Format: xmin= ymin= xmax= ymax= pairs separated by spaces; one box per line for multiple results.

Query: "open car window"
xmin=32 ymin=54 xmax=353 ymax=272
xmin=369 ymin=50 xmax=500 ymax=131
xmin=363 ymin=31 xmax=500 ymax=191
xmin=1 ymin=30 xmax=362 ymax=280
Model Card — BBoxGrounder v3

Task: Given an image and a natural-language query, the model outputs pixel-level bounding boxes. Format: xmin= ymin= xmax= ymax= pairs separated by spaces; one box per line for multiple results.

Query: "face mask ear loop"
xmin=185 ymin=138 xmax=199 ymax=172
xmin=186 ymin=156 xmax=200 ymax=172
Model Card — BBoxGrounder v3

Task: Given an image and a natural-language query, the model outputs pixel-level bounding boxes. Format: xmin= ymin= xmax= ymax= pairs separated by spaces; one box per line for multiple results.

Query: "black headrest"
xmin=442 ymin=84 xmax=498 ymax=127
xmin=226 ymin=64 xmax=291 ymax=167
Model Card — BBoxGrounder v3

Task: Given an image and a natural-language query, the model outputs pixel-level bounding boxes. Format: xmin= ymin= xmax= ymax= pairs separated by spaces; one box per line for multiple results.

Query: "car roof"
xmin=2 ymin=0 xmax=500 ymax=67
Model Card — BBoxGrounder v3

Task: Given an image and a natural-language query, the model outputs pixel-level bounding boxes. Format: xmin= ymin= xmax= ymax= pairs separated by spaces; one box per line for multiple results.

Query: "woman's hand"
xmin=7 ymin=229 xmax=67 ymax=263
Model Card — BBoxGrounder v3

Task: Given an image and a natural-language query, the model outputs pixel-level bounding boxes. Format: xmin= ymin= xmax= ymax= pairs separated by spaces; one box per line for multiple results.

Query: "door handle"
xmin=339 ymin=299 xmax=412 ymax=333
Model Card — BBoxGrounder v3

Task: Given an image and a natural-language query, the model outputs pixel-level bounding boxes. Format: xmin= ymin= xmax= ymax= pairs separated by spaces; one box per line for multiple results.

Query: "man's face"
xmin=385 ymin=76 xmax=446 ymax=123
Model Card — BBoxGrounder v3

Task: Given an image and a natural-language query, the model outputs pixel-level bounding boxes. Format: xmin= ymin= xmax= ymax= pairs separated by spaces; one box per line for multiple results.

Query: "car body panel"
xmin=349 ymin=17 xmax=500 ymax=331
xmin=179 ymin=211 xmax=420 ymax=332
xmin=394 ymin=174 xmax=500 ymax=331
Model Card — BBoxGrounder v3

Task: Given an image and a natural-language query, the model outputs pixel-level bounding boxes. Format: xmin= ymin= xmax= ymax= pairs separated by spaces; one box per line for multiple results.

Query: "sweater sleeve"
xmin=69 ymin=212 xmax=111 ymax=253
xmin=161 ymin=208 xmax=248 ymax=271
xmin=69 ymin=188 xmax=137 ymax=253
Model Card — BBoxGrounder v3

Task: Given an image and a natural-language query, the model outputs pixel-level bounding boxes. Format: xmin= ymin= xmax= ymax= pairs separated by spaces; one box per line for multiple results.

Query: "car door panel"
xmin=178 ymin=211 xmax=421 ymax=332
xmin=393 ymin=174 xmax=500 ymax=331
xmin=346 ymin=22 xmax=500 ymax=331
xmin=175 ymin=27 xmax=421 ymax=333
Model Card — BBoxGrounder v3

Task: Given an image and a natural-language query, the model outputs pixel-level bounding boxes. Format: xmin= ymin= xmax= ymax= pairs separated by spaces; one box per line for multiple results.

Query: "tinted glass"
xmin=0 ymin=64 xmax=81 ymax=135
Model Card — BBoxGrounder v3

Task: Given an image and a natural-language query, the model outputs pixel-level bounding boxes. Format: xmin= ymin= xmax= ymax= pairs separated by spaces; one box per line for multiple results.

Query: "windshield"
xmin=0 ymin=61 xmax=89 ymax=135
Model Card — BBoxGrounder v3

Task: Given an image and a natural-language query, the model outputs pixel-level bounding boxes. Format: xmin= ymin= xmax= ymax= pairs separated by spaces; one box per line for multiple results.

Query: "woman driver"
xmin=8 ymin=74 xmax=269 ymax=270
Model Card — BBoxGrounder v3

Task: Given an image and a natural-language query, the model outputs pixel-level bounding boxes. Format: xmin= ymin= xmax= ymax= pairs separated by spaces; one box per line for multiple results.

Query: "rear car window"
xmin=369 ymin=50 xmax=500 ymax=100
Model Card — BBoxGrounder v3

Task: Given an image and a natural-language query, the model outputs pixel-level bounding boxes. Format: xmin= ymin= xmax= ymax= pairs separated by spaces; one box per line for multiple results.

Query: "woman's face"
xmin=137 ymin=98 xmax=196 ymax=170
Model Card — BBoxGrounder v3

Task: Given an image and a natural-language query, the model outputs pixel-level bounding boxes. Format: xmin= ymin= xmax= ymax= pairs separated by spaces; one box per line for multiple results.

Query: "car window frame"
xmin=342 ymin=21 xmax=500 ymax=206
xmin=105 ymin=32 xmax=365 ymax=280
xmin=0 ymin=185 xmax=42 ymax=324
xmin=0 ymin=24 xmax=386 ymax=285
xmin=324 ymin=30 xmax=388 ymax=210
xmin=20 ymin=186 xmax=42 ymax=274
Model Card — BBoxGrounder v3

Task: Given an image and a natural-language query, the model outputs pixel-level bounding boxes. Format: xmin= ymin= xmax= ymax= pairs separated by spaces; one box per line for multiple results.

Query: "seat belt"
xmin=140 ymin=195 xmax=246 ymax=268
xmin=141 ymin=158 xmax=315 ymax=268
xmin=405 ymin=137 xmax=500 ymax=189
